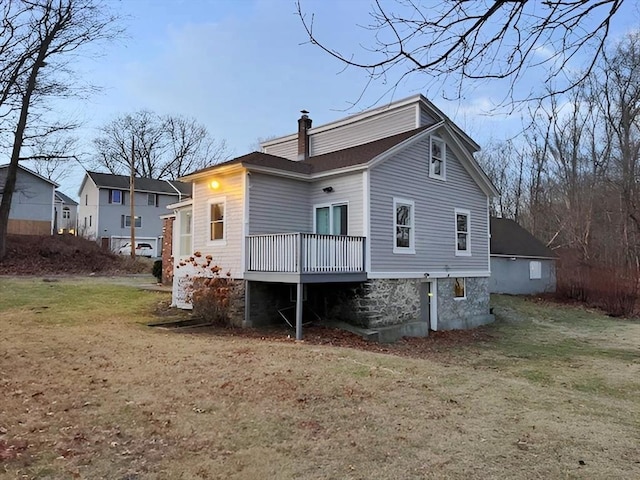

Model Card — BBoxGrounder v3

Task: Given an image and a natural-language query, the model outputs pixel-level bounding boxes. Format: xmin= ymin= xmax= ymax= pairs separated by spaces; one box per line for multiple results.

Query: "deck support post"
xmin=295 ymin=282 xmax=303 ymax=340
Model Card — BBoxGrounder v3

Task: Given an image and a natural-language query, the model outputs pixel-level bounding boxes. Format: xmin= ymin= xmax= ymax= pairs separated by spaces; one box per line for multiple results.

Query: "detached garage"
xmin=490 ymin=217 xmax=557 ymax=295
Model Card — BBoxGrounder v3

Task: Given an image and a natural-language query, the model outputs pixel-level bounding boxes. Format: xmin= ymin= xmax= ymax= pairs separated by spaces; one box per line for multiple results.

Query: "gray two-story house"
xmin=0 ymin=164 xmax=58 ymax=235
xmin=78 ymin=172 xmax=191 ymax=256
xmin=168 ymin=94 xmax=498 ymax=341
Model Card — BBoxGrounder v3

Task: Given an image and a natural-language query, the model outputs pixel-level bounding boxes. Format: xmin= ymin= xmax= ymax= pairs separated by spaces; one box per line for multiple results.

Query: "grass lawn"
xmin=0 ymin=277 xmax=639 ymax=479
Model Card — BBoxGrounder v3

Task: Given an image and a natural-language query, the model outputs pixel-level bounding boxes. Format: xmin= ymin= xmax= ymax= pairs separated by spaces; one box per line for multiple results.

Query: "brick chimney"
xmin=297 ymin=110 xmax=312 ymax=161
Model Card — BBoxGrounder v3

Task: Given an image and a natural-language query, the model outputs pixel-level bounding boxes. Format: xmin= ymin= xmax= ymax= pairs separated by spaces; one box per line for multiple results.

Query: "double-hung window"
xmin=179 ymin=209 xmax=192 ymax=256
xmin=122 ymin=215 xmax=142 ymax=228
xmin=455 ymin=209 xmax=470 ymax=256
xmin=430 ymin=136 xmax=446 ymax=180
xmin=109 ymin=189 xmax=122 ymax=204
xmin=393 ymin=198 xmax=415 ymax=254
xmin=315 ymin=203 xmax=348 ymax=235
xmin=209 ymin=198 xmax=225 ymax=242
xmin=147 ymin=193 xmax=157 ymax=206
xmin=62 ymin=207 xmax=70 ymax=219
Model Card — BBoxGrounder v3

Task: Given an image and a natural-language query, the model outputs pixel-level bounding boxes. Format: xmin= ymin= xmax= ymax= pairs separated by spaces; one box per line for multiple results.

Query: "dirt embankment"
xmin=0 ymin=234 xmax=152 ymax=276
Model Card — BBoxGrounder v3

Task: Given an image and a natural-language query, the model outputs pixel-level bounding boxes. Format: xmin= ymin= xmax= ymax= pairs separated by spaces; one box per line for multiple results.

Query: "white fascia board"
xmin=261 ymin=95 xmax=425 ymax=148
xmin=166 ymin=198 xmax=193 ymax=210
xmin=417 ymin=95 xmax=481 ymax=152
xmin=368 ymin=271 xmax=491 ymax=279
xmin=442 ymin=124 xmax=499 ymax=197
xmin=245 ymin=163 xmax=368 ymax=182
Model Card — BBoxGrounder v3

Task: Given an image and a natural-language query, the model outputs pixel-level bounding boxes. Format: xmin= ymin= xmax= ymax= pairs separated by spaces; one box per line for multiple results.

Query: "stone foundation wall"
xmin=355 ymin=278 xmax=422 ymax=328
xmin=436 ymin=277 xmax=493 ymax=330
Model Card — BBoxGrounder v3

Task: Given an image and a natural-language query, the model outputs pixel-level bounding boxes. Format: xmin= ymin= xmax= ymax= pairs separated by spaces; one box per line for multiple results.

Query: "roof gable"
xmin=55 ymin=190 xmax=78 ymax=205
xmin=0 ymin=163 xmax=59 ymax=188
xmin=490 ymin=217 xmax=556 ymax=258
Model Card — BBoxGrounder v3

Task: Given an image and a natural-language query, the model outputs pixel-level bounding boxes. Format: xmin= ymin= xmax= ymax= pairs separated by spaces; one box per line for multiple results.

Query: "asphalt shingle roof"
xmin=490 ymin=217 xmax=556 ymax=258
xmin=55 ymin=190 xmax=78 ymax=205
xmin=87 ymin=171 xmax=190 ymax=195
xmin=185 ymin=126 xmax=430 ymax=178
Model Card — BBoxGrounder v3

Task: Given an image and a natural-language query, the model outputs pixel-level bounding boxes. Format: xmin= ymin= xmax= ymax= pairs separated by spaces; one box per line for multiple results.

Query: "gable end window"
xmin=393 ymin=198 xmax=415 ymax=254
xmin=429 ymin=136 xmax=446 ymax=180
xmin=455 ymin=209 xmax=471 ymax=256
xmin=62 ymin=207 xmax=70 ymax=219
xmin=209 ymin=198 xmax=226 ymax=243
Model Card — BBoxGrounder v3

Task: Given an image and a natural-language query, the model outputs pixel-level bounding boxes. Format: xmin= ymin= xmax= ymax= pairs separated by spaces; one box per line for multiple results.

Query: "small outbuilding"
xmin=490 ymin=217 xmax=556 ymax=295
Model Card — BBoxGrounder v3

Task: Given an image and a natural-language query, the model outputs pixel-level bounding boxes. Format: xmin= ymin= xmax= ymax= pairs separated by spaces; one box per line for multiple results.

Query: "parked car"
xmin=117 ymin=242 xmax=154 ymax=257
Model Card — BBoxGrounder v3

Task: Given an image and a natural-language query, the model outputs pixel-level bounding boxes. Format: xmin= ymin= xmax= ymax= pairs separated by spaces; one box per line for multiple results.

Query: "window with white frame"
xmin=530 ymin=261 xmax=542 ymax=280
xmin=179 ymin=209 xmax=192 ymax=256
xmin=455 ymin=209 xmax=470 ymax=255
xmin=315 ymin=203 xmax=348 ymax=235
xmin=62 ymin=207 xmax=70 ymax=219
xmin=430 ymin=136 xmax=446 ymax=179
xmin=393 ymin=198 xmax=415 ymax=253
xmin=147 ymin=193 xmax=157 ymax=206
xmin=454 ymin=278 xmax=466 ymax=299
xmin=209 ymin=199 xmax=225 ymax=241
xmin=109 ymin=189 xmax=122 ymax=204
xmin=122 ymin=215 xmax=142 ymax=228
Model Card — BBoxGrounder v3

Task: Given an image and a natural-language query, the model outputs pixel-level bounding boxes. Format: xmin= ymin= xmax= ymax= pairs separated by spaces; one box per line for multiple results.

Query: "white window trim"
xmin=454 ymin=208 xmax=471 ymax=257
xmin=207 ymin=196 xmax=227 ymax=246
xmin=178 ymin=208 xmax=193 ymax=257
xmin=393 ymin=197 xmax=415 ymax=254
xmin=111 ymin=189 xmax=122 ymax=205
xmin=313 ymin=201 xmax=349 ymax=235
xmin=429 ymin=136 xmax=446 ymax=181
xmin=124 ymin=215 xmax=142 ymax=228
xmin=454 ymin=277 xmax=466 ymax=300
xmin=530 ymin=260 xmax=542 ymax=280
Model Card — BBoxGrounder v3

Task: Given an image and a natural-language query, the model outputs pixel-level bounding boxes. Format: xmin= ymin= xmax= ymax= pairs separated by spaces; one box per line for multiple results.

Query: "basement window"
xmin=454 ymin=278 xmax=466 ymax=299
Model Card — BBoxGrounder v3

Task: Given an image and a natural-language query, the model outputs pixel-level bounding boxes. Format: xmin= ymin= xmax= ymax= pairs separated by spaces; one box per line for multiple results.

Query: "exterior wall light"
xmin=210 ymin=180 xmax=220 ymax=190
xmin=322 ymin=186 xmax=334 ymax=193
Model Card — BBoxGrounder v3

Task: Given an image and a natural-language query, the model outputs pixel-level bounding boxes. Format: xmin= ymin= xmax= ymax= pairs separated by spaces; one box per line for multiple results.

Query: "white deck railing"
xmin=247 ymin=233 xmax=365 ymax=274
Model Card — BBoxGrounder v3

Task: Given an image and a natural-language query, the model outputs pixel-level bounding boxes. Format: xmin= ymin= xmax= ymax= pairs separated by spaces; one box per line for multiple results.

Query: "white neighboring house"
xmin=167 ymin=94 xmax=499 ymax=342
xmin=54 ymin=190 xmax=78 ymax=234
xmin=78 ymin=171 xmax=191 ymax=256
xmin=0 ymin=163 xmax=58 ymax=235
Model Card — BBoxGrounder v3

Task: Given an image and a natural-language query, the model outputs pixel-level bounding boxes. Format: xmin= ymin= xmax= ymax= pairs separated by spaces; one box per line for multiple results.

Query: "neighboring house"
xmin=54 ymin=190 xmax=78 ymax=234
xmin=489 ymin=217 xmax=557 ymax=295
xmin=0 ymin=164 xmax=58 ymax=235
xmin=168 ymin=94 xmax=499 ymax=341
xmin=78 ymin=171 xmax=191 ymax=256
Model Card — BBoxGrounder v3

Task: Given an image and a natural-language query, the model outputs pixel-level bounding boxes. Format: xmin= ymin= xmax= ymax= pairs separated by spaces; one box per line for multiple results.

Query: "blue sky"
xmin=51 ymin=0 xmax=639 ymax=198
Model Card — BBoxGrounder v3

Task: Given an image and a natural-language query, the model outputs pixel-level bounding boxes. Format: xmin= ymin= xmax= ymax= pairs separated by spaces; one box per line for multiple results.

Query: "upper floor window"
xmin=148 ymin=193 xmax=157 ymax=206
xmin=315 ymin=203 xmax=348 ymax=235
xmin=430 ymin=136 xmax=446 ymax=180
xmin=109 ymin=189 xmax=122 ymax=204
xmin=209 ymin=199 xmax=225 ymax=242
xmin=455 ymin=209 xmax=470 ymax=256
xmin=393 ymin=197 xmax=415 ymax=254
xmin=62 ymin=207 xmax=70 ymax=219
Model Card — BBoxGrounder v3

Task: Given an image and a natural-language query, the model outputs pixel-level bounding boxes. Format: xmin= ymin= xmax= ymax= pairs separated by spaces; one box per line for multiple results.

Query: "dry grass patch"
xmin=0 ymin=279 xmax=639 ymax=479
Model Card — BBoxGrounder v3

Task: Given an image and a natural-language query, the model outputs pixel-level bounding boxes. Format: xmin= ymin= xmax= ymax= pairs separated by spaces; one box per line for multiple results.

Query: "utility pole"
xmin=130 ymin=137 xmax=136 ymax=259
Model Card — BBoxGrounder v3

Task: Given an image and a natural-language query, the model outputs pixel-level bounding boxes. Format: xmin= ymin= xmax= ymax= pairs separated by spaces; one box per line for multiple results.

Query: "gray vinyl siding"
xmin=369 ymin=134 xmax=490 ymax=273
xmin=262 ymin=139 xmax=298 ymax=160
xmin=310 ymin=172 xmax=364 ymax=236
xmin=95 ymin=188 xmax=178 ymax=241
xmin=420 ymin=105 xmax=436 ymax=127
xmin=310 ymin=106 xmax=417 ymax=156
xmin=248 ymin=173 xmax=311 ymax=234
xmin=490 ymin=257 xmax=556 ymax=294
xmin=192 ymin=171 xmax=244 ymax=277
xmin=0 ymin=169 xmax=54 ymax=222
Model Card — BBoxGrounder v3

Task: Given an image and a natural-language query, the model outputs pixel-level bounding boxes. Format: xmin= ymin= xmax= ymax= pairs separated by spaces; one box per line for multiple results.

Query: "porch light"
xmin=210 ymin=180 xmax=220 ymax=190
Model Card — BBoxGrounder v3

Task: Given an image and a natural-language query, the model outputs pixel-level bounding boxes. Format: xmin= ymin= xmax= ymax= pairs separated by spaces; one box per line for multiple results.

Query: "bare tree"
xmin=0 ymin=0 xmax=120 ymax=259
xmin=21 ymin=134 xmax=80 ymax=183
xmin=92 ymin=111 xmax=229 ymax=180
xmin=298 ymin=0 xmax=625 ymax=105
